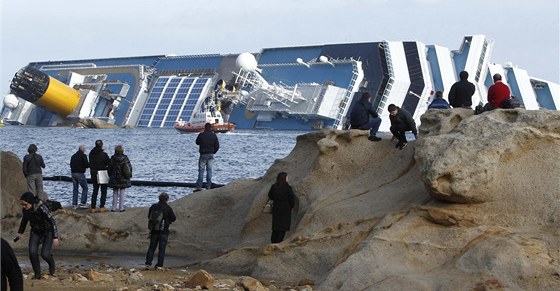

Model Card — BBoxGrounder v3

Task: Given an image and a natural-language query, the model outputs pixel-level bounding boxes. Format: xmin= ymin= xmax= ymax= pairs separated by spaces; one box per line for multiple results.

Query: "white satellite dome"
xmin=236 ymin=52 xmax=258 ymax=71
xmin=3 ymin=94 xmax=18 ymax=109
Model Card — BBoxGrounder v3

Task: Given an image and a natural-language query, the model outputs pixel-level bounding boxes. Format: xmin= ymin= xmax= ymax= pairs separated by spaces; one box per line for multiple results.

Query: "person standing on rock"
xmin=349 ymin=92 xmax=382 ymax=141
xmin=70 ymin=145 xmax=89 ymax=209
xmin=22 ymin=144 xmax=47 ymax=201
xmin=89 ymin=140 xmax=110 ymax=213
xmin=268 ymin=172 xmax=296 ymax=243
xmin=14 ymin=192 xmax=59 ymax=279
xmin=388 ymin=104 xmax=418 ymax=150
xmin=108 ymin=145 xmax=132 ymax=212
xmin=145 ymin=192 xmax=176 ymax=270
xmin=195 ymin=123 xmax=219 ymax=191
xmin=448 ymin=71 xmax=475 ymax=108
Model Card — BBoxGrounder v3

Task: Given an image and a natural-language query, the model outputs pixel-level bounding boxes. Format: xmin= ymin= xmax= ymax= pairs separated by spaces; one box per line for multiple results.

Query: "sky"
xmin=1 ymin=0 xmax=559 ymax=111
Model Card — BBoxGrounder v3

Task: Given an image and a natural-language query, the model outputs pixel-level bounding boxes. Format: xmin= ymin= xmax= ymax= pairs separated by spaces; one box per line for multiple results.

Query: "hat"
xmin=20 ymin=192 xmax=35 ymax=204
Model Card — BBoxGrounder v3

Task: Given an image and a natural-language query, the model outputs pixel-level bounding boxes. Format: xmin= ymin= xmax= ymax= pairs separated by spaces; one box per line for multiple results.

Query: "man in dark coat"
xmin=70 ymin=145 xmax=90 ymax=209
xmin=145 ymin=192 xmax=177 ymax=270
xmin=195 ymin=123 xmax=220 ymax=191
xmin=448 ymin=71 xmax=475 ymax=108
xmin=428 ymin=91 xmax=451 ymax=109
xmin=89 ymin=140 xmax=110 ymax=213
xmin=387 ymin=104 xmax=418 ymax=150
xmin=1 ymin=238 xmax=23 ymax=290
xmin=349 ymin=92 xmax=382 ymax=141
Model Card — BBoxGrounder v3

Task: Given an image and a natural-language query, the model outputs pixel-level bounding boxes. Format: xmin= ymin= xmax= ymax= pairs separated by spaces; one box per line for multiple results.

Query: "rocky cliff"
xmin=2 ymin=108 xmax=559 ymax=290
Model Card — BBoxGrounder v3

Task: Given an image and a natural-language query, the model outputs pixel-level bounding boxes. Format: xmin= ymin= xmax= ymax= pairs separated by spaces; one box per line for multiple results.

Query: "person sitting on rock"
xmin=388 ymin=104 xmax=418 ymax=150
xmin=349 ymin=92 xmax=382 ymax=141
xmin=428 ymin=91 xmax=451 ymax=109
xmin=476 ymin=73 xmax=512 ymax=114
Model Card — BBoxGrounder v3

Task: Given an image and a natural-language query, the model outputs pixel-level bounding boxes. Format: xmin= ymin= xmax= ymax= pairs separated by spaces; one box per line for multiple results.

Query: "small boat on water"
xmin=174 ymin=110 xmax=235 ymax=133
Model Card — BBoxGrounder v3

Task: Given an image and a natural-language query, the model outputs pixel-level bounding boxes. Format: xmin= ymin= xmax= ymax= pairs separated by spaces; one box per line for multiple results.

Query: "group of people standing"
xmin=69 ymin=139 xmax=132 ymax=213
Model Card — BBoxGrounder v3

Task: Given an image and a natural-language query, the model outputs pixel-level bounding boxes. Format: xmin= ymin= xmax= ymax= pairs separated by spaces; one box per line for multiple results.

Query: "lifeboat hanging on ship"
xmin=174 ymin=109 xmax=235 ymax=133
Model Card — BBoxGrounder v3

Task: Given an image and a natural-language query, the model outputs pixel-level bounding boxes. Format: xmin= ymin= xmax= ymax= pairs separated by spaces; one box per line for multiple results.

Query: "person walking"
xmin=387 ymin=104 xmax=418 ymax=150
xmin=448 ymin=71 xmax=476 ymax=108
xmin=1 ymin=238 xmax=24 ymax=291
xmin=70 ymin=145 xmax=89 ymax=209
xmin=22 ymin=144 xmax=47 ymax=201
xmin=349 ymin=92 xmax=382 ymax=141
xmin=108 ymin=145 xmax=132 ymax=212
xmin=195 ymin=123 xmax=219 ymax=191
xmin=14 ymin=192 xmax=59 ymax=279
xmin=89 ymin=140 xmax=110 ymax=213
xmin=268 ymin=172 xmax=296 ymax=243
xmin=145 ymin=192 xmax=176 ymax=270
xmin=428 ymin=91 xmax=451 ymax=109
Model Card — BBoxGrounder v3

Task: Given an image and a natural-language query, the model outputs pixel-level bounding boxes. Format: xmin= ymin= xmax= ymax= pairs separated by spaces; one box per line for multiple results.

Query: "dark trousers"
xmin=29 ymin=231 xmax=55 ymax=278
xmin=91 ymin=182 xmax=107 ymax=208
xmin=271 ymin=231 xmax=286 ymax=243
xmin=353 ymin=117 xmax=382 ymax=137
xmin=390 ymin=124 xmax=410 ymax=144
xmin=145 ymin=232 xmax=169 ymax=267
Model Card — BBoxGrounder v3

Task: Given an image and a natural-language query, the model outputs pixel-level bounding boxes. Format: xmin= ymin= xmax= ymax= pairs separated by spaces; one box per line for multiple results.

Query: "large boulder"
xmin=1 ymin=151 xmax=27 ymax=219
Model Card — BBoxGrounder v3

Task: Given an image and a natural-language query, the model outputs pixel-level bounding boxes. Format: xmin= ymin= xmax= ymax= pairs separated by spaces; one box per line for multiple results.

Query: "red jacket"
xmin=487 ymin=81 xmax=511 ymax=108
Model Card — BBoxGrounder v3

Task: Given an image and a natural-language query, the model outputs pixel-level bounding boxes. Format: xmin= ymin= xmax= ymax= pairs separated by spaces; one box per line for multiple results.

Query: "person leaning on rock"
xmin=268 ymin=172 xmax=296 ymax=243
xmin=388 ymin=104 xmax=418 ymax=150
xmin=22 ymin=143 xmax=47 ymax=201
xmin=14 ymin=192 xmax=59 ymax=279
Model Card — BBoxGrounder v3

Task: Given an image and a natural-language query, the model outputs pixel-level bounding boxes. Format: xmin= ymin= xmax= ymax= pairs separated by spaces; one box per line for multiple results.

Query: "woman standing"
xmin=22 ymin=144 xmax=47 ymax=201
xmin=108 ymin=145 xmax=132 ymax=212
xmin=267 ymin=172 xmax=295 ymax=243
xmin=15 ymin=192 xmax=59 ymax=279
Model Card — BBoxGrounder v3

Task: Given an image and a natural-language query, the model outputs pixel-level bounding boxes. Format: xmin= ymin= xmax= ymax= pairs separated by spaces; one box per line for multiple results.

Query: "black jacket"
xmin=350 ymin=98 xmax=379 ymax=128
xmin=89 ymin=147 xmax=110 ymax=182
xmin=70 ymin=150 xmax=89 ymax=173
xmin=448 ymin=79 xmax=475 ymax=108
xmin=18 ymin=200 xmax=58 ymax=239
xmin=389 ymin=107 xmax=418 ymax=135
xmin=22 ymin=153 xmax=45 ymax=177
xmin=108 ymin=154 xmax=132 ymax=189
xmin=196 ymin=130 xmax=219 ymax=155
xmin=268 ymin=183 xmax=295 ymax=231
xmin=1 ymin=238 xmax=23 ymax=291
xmin=148 ymin=201 xmax=177 ymax=234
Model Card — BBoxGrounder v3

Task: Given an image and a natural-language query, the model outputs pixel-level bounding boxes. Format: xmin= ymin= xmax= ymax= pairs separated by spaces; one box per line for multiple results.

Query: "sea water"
xmin=0 ymin=126 xmax=302 ymax=208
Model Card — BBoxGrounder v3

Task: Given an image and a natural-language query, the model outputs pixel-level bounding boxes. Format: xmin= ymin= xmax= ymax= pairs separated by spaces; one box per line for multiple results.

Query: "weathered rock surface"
xmin=74 ymin=118 xmax=119 ymax=129
xmin=2 ymin=108 xmax=560 ymax=290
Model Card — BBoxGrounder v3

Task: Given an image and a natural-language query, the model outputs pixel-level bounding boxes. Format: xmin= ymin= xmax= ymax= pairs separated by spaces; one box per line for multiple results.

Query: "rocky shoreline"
xmin=2 ymin=108 xmax=560 ymax=290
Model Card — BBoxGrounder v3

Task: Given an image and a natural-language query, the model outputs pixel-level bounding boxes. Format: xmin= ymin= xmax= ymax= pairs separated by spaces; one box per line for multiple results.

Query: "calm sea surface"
xmin=0 ymin=126 xmax=302 ymax=208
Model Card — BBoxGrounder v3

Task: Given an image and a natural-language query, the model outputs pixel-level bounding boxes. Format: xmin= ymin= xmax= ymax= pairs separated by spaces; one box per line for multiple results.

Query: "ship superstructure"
xmin=3 ymin=35 xmax=559 ymax=131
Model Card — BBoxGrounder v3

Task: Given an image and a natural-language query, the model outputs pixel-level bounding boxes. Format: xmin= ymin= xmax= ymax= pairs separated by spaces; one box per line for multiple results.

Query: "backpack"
xmin=45 ymin=200 xmax=62 ymax=212
xmin=148 ymin=205 xmax=164 ymax=231
xmin=122 ymin=161 xmax=132 ymax=179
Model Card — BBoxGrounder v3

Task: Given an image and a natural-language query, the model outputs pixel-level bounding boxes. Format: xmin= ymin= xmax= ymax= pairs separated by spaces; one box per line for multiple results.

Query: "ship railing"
xmin=377 ymin=41 xmax=395 ymax=115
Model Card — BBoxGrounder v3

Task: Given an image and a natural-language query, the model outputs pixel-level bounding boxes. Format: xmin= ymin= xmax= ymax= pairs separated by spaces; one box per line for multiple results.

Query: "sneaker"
xmin=79 ymin=204 xmax=88 ymax=209
xmin=398 ymin=142 xmax=408 ymax=150
xmin=368 ymin=136 xmax=382 ymax=142
xmin=111 ymin=209 xmax=117 ymax=212
xmin=395 ymin=141 xmax=402 ymax=149
xmin=119 ymin=209 xmax=125 ymax=212
xmin=144 ymin=264 xmax=151 ymax=270
xmin=72 ymin=205 xmax=78 ymax=210
xmin=194 ymin=187 xmax=203 ymax=192
xmin=90 ymin=208 xmax=97 ymax=213
xmin=155 ymin=266 xmax=164 ymax=271
xmin=98 ymin=207 xmax=109 ymax=213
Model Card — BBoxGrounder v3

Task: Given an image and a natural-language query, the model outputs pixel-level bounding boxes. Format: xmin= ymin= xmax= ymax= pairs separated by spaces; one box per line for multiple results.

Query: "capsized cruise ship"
xmin=3 ymin=35 xmax=559 ymax=131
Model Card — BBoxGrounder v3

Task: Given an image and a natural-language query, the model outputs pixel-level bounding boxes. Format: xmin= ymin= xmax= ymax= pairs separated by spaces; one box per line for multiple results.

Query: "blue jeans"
xmin=145 ymin=232 xmax=169 ymax=267
xmin=72 ymin=172 xmax=88 ymax=205
xmin=196 ymin=154 xmax=214 ymax=189
xmin=29 ymin=231 xmax=55 ymax=278
xmin=357 ymin=117 xmax=382 ymax=137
